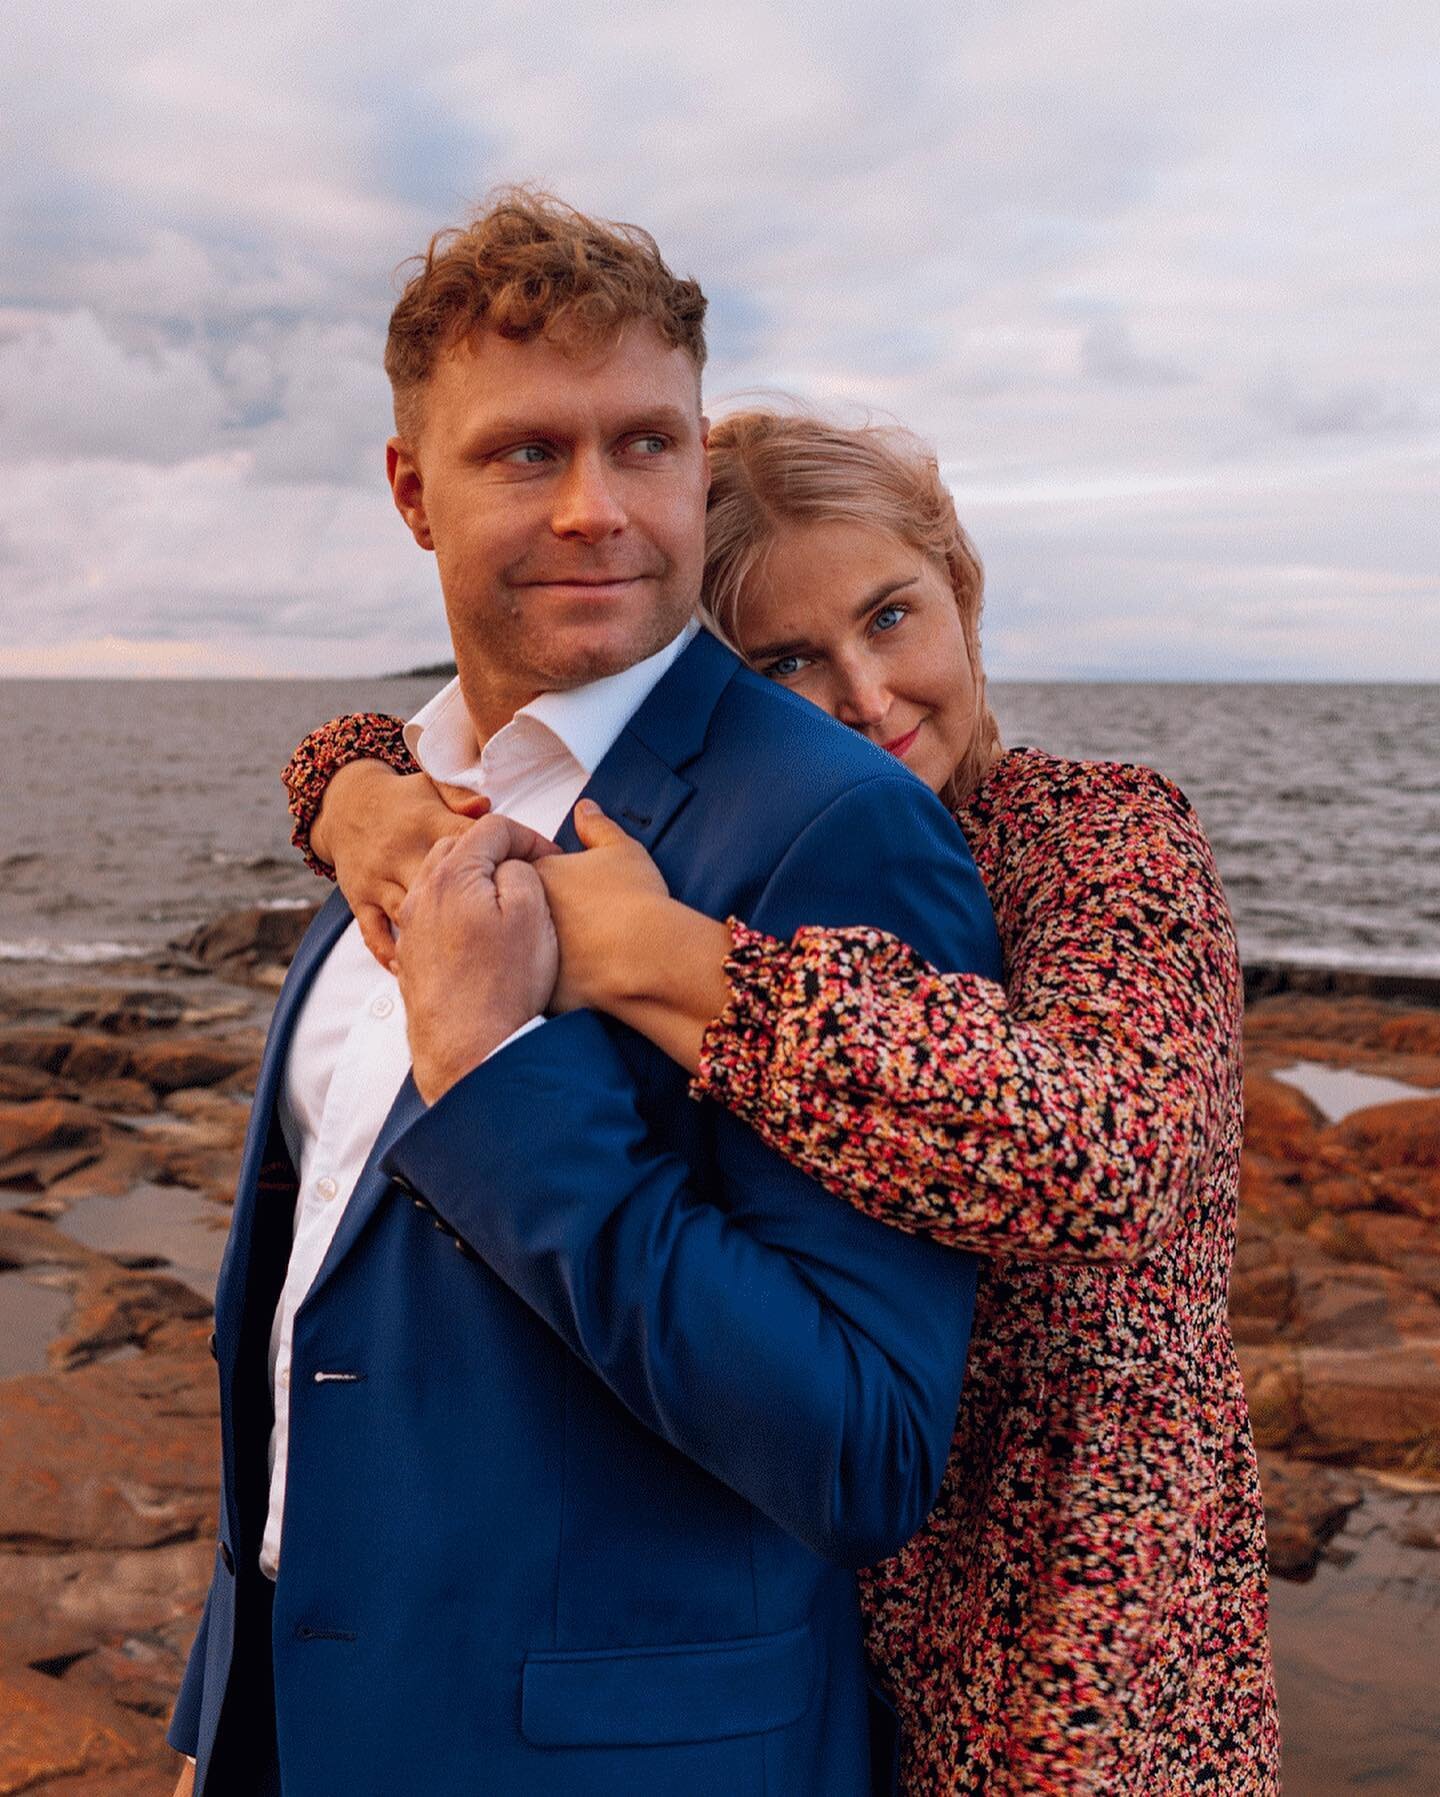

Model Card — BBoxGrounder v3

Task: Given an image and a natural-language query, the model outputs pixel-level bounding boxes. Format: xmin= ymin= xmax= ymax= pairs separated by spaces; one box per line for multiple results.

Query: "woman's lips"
xmin=880 ymin=725 xmax=921 ymax=759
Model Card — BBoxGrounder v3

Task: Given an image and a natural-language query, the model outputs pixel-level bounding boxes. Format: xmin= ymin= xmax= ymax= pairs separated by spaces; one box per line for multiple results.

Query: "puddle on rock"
xmin=1272 ymin=1060 xmax=1431 ymax=1125
xmin=0 ymin=1270 xmax=71 ymax=1378
xmin=55 ymin=1182 xmax=229 ymax=1302
xmin=1271 ymin=1488 xmax=1440 ymax=1793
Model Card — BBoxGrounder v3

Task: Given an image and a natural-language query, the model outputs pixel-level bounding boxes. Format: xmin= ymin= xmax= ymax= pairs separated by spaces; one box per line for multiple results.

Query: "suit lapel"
xmin=297 ymin=630 xmax=745 ymax=1300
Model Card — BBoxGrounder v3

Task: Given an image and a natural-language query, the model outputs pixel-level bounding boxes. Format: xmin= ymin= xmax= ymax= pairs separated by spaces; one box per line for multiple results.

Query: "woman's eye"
xmin=872 ymin=603 xmax=907 ymax=633
xmin=764 ymin=654 xmax=810 ymax=680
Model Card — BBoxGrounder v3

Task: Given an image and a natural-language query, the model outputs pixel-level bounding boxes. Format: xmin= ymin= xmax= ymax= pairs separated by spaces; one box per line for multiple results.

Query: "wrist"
xmin=311 ymin=760 xmax=399 ymax=867
xmin=612 ymin=898 xmax=732 ymax=1014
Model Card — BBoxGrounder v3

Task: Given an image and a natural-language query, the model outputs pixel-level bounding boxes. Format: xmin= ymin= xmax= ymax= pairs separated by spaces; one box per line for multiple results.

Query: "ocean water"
xmin=1 ymin=677 xmax=1436 ymax=974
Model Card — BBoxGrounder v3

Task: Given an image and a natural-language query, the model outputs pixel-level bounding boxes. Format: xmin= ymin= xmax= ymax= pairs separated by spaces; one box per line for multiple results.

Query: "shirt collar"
xmin=403 ymin=617 xmax=700 ymax=789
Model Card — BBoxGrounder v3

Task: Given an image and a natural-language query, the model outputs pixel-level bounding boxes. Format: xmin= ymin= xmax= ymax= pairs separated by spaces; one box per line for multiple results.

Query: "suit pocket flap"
xmin=520 ymin=1621 xmax=816 ymax=1747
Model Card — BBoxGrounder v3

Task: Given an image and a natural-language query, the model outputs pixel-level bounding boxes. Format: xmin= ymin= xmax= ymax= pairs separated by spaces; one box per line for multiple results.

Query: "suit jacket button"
xmin=220 ymin=1541 xmax=235 ymax=1574
xmin=208 ymin=1331 xmax=219 ymax=1361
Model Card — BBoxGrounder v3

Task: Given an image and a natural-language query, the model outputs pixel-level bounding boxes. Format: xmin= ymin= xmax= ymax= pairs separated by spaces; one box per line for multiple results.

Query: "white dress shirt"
xmin=259 ymin=619 xmax=699 ymax=1578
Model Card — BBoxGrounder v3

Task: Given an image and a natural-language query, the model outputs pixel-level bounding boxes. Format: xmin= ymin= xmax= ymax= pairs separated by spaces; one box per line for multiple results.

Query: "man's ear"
xmin=387 ymin=438 xmax=434 ymax=551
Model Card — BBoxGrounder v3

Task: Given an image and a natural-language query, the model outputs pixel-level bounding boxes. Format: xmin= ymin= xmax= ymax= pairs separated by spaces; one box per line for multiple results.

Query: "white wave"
xmin=0 ymin=938 xmax=152 ymax=965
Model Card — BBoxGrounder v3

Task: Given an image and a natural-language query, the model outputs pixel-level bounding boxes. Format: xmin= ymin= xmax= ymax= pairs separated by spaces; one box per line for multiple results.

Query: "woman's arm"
xmin=549 ymin=761 xmax=1241 ymax=1266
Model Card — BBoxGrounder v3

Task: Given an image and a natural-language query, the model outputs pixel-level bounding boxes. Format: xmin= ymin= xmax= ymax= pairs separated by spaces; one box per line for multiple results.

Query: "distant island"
xmin=390 ymin=660 xmax=457 ymax=678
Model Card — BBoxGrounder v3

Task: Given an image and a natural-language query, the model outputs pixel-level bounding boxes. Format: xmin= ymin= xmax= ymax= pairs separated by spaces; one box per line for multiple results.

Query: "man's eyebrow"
xmin=744 ymin=577 xmax=919 ymax=662
xmin=461 ymin=404 xmax=699 ymax=449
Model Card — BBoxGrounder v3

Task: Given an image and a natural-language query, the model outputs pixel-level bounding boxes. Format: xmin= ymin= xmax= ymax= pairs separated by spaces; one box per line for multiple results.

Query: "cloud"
xmin=1 ymin=0 xmax=1436 ymax=677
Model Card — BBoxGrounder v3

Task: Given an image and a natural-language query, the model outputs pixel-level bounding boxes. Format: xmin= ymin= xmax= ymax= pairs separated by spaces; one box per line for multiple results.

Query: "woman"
xmin=282 ymin=411 xmax=1279 ymax=1794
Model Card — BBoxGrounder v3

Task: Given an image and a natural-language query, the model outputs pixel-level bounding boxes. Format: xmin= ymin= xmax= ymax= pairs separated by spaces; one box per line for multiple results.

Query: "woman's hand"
xmin=311 ymin=762 xmax=491 ymax=971
xmin=536 ymin=800 xmax=671 ymax=1012
xmin=536 ymin=802 xmax=734 ymax=1075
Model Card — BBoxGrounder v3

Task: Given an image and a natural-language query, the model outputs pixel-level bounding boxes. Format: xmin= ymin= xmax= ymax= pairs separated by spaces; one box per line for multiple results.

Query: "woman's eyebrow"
xmin=850 ymin=576 xmax=918 ymax=622
xmin=746 ymin=578 xmax=919 ymax=662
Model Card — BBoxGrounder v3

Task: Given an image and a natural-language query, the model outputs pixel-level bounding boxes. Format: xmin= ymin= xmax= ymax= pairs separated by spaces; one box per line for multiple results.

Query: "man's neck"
xmin=452 ymin=657 xmax=545 ymax=752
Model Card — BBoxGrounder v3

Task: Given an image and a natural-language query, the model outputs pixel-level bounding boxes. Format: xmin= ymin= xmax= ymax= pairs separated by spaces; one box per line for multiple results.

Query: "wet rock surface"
xmin=0 ymin=948 xmax=1437 ymax=1792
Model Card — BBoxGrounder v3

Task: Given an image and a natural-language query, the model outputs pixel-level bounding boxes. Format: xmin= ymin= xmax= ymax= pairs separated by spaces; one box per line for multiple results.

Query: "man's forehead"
xmin=434 ymin=322 xmax=703 ymax=424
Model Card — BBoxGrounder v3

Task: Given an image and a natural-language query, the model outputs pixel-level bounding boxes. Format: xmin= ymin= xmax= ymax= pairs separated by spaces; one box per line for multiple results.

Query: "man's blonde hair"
xmin=385 ymin=188 xmax=709 ymax=437
xmin=703 ymin=410 xmax=1002 ymax=806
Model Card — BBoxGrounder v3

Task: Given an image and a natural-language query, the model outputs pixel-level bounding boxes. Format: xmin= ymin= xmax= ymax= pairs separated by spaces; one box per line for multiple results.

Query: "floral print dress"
xmin=285 ymin=725 xmax=1280 ymax=1795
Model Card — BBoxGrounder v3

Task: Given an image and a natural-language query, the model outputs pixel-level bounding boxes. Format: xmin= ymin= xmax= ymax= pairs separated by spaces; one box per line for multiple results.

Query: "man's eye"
xmin=872 ymin=603 xmax=907 ymax=633
xmin=503 ymin=444 xmax=551 ymax=466
xmin=630 ymin=434 xmax=669 ymax=455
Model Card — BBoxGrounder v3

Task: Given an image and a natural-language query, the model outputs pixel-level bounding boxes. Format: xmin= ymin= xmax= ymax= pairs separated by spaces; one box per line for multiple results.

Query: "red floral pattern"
xmin=694 ymin=749 xmax=1278 ymax=1794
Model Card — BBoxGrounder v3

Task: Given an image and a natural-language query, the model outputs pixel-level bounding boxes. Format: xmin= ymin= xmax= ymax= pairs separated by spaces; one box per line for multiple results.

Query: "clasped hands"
xmin=380 ymin=787 xmax=668 ymax=1105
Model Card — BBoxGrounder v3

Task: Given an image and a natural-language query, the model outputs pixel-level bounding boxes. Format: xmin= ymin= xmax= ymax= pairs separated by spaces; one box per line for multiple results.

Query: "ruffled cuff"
xmin=282 ymin=713 xmax=417 ymax=878
xmin=689 ymin=919 xmax=787 ymax=1123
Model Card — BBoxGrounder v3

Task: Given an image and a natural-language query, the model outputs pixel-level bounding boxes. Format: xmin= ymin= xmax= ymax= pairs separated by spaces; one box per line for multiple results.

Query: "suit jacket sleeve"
xmin=382 ymin=773 xmax=1001 ymax=1567
xmin=166 ymin=1581 xmax=212 ymax=1755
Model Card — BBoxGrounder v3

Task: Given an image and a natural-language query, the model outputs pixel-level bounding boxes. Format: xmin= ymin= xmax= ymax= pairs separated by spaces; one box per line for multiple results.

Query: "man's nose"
xmin=551 ymin=449 xmax=627 ymax=541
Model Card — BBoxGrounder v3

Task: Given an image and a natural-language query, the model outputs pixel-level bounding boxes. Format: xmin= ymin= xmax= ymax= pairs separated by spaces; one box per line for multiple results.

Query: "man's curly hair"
xmin=385 ymin=188 xmax=708 ymax=436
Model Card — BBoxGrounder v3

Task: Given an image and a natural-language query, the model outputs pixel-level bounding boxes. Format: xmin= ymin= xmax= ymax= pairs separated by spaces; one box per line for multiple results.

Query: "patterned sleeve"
xmin=691 ymin=758 xmax=1242 ymax=1263
xmin=282 ymin=713 xmax=418 ymax=878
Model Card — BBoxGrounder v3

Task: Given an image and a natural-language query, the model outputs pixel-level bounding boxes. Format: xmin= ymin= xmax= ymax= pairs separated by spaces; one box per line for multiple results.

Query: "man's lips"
xmin=518 ymin=574 xmax=654 ymax=591
xmin=880 ymin=725 xmax=921 ymax=758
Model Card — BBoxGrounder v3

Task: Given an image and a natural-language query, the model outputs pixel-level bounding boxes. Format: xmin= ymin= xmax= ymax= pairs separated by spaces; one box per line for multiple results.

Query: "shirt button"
xmin=315 ymin=1175 xmax=339 ymax=1202
xmin=370 ymin=994 xmax=395 ymax=1019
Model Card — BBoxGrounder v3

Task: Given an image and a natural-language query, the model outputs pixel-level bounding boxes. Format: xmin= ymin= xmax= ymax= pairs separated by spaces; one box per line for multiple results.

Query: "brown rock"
xmin=0 ymin=1666 xmax=145 ymax=1793
xmin=0 ymin=1539 xmax=213 ymax=1673
xmin=1243 ymin=1071 xmax=1324 ymax=1163
xmin=0 ymin=1209 xmax=104 ymax=1273
xmin=59 ymin=1033 xmax=136 ymax=1084
xmin=1367 ymin=1167 xmax=1440 ymax=1222
xmin=1228 ymin=1230 xmax=1295 ymax=1342
xmin=53 ymin=1270 xmax=213 ymax=1371
xmin=1297 ymin=1342 xmax=1440 ymax=1469
xmin=182 ymin=902 xmax=320 ymax=975
xmin=1288 ymin=1258 xmax=1440 ymax=1347
xmin=1257 ymin=1452 xmax=1363 ymax=1578
xmin=0 ymin=1027 xmax=79 ymax=1075
xmin=0 ymin=1064 xmax=69 ymax=1102
xmin=127 ymin=1039 xmax=258 ymax=1094
xmin=83 ymin=1076 xmax=161 ymax=1115
xmin=1330 ymin=1095 xmax=1440 ymax=1171
xmin=44 ymin=1135 xmax=169 ymax=1202
xmin=0 ymin=1099 xmax=103 ymax=1164
xmin=0 ymin=1349 xmax=218 ymax=1552
xmin=1237 ymin=1345 xmax=1303 ymax=1450
xmin=1341 ymin=1212 xmax=1440 ymax=1298
xmin=1238 ymin=1154 xmax=1316 ymax=1229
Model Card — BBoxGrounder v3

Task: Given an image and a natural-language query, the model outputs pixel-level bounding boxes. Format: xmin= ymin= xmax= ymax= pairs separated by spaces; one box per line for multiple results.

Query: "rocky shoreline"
xmin=1 ymin=912 xmax=1438 ymax=1793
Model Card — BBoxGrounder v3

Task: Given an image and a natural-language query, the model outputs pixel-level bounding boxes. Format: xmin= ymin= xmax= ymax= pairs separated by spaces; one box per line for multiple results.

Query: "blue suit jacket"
xmin=170 ymin=630 xmax=1003 ymax=1796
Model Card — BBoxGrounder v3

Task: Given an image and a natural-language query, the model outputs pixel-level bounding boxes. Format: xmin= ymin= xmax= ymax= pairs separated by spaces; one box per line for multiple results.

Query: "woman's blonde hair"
xmin=702 ymin=409 xmax=1002 ymax=807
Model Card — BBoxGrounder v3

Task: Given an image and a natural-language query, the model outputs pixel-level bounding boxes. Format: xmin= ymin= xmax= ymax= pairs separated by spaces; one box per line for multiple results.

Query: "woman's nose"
xmin=552 ymin=451 xmax=627 ymax=540
xmin=833 ymin=665 xmax=891 ymax=731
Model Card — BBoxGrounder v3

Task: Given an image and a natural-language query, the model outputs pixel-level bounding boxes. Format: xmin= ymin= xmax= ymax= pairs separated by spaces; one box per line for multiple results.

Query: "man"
xmin=170 ymin=192 xmax=1002 ymax=1796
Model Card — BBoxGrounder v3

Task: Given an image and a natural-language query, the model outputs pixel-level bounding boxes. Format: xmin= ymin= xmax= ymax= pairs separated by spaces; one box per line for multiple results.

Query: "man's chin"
xmin=514 ymin=613 xmax=691 ymax=691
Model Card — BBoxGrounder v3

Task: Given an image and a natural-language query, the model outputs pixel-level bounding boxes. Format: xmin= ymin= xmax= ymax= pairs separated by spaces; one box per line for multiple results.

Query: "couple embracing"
xmin=170 ymin=190 xmax=1279 ymax=1795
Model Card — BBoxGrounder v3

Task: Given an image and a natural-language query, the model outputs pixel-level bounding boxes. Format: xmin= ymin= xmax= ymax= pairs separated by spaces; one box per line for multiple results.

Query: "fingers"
xmin=355 ymin=902 xmax=398 ymax=973
xmin=451 ymin=812 xmax=561 ymax=869
xmin=434 ymin=780 xmax=492 ymax=819
xmin=572 ymin=798 xmax=632 ymax=848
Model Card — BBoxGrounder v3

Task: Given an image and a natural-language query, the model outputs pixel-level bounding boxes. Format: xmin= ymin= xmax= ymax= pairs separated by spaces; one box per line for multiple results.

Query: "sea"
xmin=1 ymin=677 xmax=1437 ymax=976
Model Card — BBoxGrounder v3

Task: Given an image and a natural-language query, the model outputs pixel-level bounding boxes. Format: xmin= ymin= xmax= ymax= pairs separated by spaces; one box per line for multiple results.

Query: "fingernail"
xmin=576 ymin=798 xmax=598 ymax=817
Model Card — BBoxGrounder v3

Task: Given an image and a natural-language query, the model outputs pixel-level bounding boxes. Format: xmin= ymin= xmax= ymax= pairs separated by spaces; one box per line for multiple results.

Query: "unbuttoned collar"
xmin=402 ymin=618 xmax=701 ymax=796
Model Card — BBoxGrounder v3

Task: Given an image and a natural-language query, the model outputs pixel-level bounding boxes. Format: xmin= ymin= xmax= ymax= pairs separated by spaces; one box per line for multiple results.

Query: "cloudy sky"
xmin=2 ymin=1 xmax=1436 ymax=679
